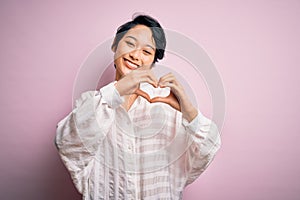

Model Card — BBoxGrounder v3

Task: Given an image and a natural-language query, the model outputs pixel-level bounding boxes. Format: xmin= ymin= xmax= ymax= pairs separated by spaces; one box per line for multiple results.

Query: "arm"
xmin=55 ymin=81 xmax=124 ymax=194
xmin=182 ymin=111 xmax=221 ymax=186
xmin=151 ymin=72 xmax=221 ymax=185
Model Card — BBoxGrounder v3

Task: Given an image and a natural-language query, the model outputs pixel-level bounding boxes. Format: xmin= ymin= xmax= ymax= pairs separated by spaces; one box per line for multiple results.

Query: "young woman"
xmin=55 ymin=14 xmax=221 ymax=200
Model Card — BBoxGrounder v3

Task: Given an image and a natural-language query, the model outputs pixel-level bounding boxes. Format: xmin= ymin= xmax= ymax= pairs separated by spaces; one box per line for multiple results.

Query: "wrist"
xmin=114 ymin=81 xmax=125 ymax=96
xmin=180 ymin=98 xmax=198 ymax=122
xmin=182 ymin=107 xmax=198 ymax=122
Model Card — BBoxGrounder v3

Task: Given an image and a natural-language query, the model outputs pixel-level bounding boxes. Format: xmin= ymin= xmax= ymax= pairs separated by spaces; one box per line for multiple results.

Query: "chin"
xmin=122 ymin=68 xmax=132 ymax=75
xmin=116 ymin=66 xmax=131 ymax=78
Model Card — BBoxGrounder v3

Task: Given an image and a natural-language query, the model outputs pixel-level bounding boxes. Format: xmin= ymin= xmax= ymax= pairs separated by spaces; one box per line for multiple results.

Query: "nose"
xmin=129 ymin=49 xmax=141 ymax=61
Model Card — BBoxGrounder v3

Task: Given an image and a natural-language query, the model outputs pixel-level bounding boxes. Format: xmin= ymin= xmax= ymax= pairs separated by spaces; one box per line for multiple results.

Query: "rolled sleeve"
xmin=182 ymin=111 xmax=222 ymax=186
xmin=100 ymin=81 xmax=124 ymax=109
xmin=55 ymin=81 xmax=122 ymax=194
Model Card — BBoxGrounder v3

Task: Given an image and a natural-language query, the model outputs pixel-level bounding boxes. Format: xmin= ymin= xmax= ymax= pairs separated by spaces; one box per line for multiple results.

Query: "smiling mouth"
xmin=123 ymin=58 xmax=139 ymax=69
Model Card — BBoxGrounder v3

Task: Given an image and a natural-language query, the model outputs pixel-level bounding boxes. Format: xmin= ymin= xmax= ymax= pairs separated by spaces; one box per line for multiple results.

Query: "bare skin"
xmin=112 ymin=25 xmax=198 ymax=122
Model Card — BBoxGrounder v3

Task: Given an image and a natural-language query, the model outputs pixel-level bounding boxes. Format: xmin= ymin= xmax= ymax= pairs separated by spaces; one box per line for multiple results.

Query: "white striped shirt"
xmin=55 ymin=81 xmax=221 ymax=200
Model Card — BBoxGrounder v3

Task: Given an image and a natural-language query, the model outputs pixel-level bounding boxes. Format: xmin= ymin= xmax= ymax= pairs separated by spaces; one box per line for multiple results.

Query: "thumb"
xmin=135 ymin=88 xmax=151 ymax=102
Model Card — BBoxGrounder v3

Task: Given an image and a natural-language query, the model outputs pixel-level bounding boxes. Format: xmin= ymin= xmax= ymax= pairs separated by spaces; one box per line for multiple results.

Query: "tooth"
xmin=127 ymin=60 xmax=137 ymax=68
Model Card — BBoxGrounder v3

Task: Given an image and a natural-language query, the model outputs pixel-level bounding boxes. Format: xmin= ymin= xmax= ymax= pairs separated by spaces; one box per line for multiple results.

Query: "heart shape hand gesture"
xmin=115 ymin=68 xmax=198 ymax=122
xmin=115 ymin=68 xmax=181 ymax=109
xmin=135 ymin=85 xmax=181 ymax=111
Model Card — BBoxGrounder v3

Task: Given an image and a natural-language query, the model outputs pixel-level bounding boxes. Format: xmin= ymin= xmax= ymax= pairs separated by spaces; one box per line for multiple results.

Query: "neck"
xmin=115 ymin=73 xmax=121 ymax=81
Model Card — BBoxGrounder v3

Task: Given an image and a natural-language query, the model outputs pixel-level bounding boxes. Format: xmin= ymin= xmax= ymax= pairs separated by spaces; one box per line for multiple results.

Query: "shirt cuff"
xmin=99 ymin=81 xmax=124 ymax=109
xmin=182 ymin=111 xmax=203 ymax=132
xmin=182 ymin=111 xmax=217 ymax=144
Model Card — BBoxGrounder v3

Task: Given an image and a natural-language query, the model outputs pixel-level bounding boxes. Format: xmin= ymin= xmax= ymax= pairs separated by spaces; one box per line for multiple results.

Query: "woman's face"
xmin=113 ymin=24 xmax=156 ymax=79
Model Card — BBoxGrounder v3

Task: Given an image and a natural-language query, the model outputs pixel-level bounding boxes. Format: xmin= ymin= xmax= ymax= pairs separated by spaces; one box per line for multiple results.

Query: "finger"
xmin=158 ymin=73 xmax=174 ymax=83
xmin=152 ymin=92 xmax=179 ymax=104
xmin=135 ymin=88 xmax=151 ymax=101
xmin=151 ymin=96 xmax=181 ymax=111
xmin=158 ymin=76 xmax=184 ymax=95
xmin=136 ymin=63 xmax=153 ymax=71
xmin=140 ymin=70 xmax=158 ymax=87
xmin=160 ymin=81 xmax=181 ymax=96
xmin=146 ymin=77 xmax=159 ymax=88
xmin=158 ymin=73 xmax=178 ymax=87
xmin=129 ymin=70 xmax=158 ymax=88
xmin=137 ymin=76 xmax=158 ymax=88
xmin=159 ymin=79 xmax=177 ymax=88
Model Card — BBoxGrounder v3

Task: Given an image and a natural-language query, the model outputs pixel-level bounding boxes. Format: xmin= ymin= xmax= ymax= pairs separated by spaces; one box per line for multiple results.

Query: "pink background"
xmin=1 ymin=1 xmax=300 ymax=199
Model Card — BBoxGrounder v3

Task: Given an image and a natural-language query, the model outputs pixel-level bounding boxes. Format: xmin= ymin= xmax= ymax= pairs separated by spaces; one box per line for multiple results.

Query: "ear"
xmin=111 ymin=38 xmax=117 ymax=53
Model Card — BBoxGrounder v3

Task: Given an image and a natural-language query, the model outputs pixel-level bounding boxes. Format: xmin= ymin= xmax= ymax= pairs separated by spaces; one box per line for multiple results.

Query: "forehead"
xmin=123 ymin=24 xmax=155 ymax=47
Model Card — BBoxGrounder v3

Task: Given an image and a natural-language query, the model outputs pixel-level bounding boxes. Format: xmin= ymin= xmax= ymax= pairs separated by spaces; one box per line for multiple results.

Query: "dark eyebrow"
xmin=125 ymin=35 xmax=155 ymax=51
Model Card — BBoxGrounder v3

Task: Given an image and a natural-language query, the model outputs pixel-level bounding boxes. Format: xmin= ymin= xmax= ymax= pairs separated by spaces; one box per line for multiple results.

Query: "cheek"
xmin=143 ymin=55 xmax=155 ymax=64
xmin=116 ymin=43 xmax=132 ymax=55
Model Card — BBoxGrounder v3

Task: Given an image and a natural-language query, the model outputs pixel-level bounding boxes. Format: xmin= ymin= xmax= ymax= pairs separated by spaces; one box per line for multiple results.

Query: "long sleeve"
xmin=182 ymin=111 xmax=221 ymax=186
xmin=55 ymin=82 xmax=124 ymax=194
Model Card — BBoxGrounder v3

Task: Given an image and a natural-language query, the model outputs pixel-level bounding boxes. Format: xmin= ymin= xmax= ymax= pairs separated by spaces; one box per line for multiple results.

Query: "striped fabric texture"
xmin=55 ymin=82 xmax=221 ymax=200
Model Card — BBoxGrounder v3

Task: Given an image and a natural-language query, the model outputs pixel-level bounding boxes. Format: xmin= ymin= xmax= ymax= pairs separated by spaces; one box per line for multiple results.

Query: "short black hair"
xmin=111 ymin=14 xmax=166 ymax=64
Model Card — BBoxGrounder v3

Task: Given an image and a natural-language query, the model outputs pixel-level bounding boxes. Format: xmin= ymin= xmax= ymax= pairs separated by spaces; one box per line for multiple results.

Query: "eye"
xmin=126 ymin=41 xmax=135 ymax=47
xmin=143 ymin=50 xmax=152 ymax=55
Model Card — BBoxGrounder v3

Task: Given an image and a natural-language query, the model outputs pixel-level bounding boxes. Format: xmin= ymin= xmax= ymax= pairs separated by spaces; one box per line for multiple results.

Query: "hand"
xmin=115 ymin=67 xmax=158 ymax=97
xmin=151 ymin=91 xmax=181 ymax=111
xmin=151 ymin=73 xmax=198 ymax=122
